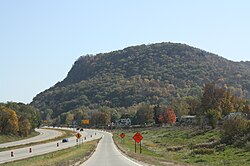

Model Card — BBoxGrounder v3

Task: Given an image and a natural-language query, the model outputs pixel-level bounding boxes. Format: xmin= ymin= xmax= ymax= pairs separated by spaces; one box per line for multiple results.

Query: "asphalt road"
xmin=82 ymin=131 xmax=142 ymax=166
xmin=0 ymin=128 xmax=63 ymax=148
xmin=0 ymin=129 xmax=100 ymax=164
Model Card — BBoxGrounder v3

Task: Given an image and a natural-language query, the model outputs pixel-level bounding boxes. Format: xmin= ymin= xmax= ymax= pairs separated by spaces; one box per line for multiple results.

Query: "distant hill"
xmin=31 ymin=42 xmax=250 ymax=117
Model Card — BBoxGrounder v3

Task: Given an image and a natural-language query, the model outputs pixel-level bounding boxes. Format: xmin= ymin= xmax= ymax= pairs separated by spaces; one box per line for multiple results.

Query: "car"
xmin=62 ymin=138 xmax=69 ymax=143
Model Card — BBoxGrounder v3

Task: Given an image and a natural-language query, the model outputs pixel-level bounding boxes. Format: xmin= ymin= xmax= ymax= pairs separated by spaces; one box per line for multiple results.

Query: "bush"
xmin=191 ymin=148 xmax=214 ymax=155
xmin=206 ymin=109 xmax=221 ymax=129
xmin=167 ymin=146 xmax=184 ymax=151
xmin=215 ymin=144 xmax=226 ymax=152
xmin=191 ymin=141 xmax=219 ymax=149
xmin=245 ymin=142 xmax=250 ymax=151
xmin=221 ymin=117 xmax=249 ymax=146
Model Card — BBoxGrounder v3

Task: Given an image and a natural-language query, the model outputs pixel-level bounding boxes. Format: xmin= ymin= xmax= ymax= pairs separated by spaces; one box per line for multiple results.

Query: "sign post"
xmin=133 ymin=132 xmax=143 ymax=154
xmin=75 ymin=133 xmax=82 ymax=146
xmin=119 ymin=133 xmax=126 ymax=143
xmin=82 ymin=119 xmax=90 ymax=128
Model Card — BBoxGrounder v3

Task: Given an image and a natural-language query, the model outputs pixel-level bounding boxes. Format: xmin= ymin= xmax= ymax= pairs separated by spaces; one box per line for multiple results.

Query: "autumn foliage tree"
xmin=166 ymin=108 xmax=177 ymax=124
xmin=0 ymin=106 xmax=19 ymax=135
xmin=159 ymin=107 xmax=176 ymax=125
xmin=0 ymin=103 xmax=40 ymax=136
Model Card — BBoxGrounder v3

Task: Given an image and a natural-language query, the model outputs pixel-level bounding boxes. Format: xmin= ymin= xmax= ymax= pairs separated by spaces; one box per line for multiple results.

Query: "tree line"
xmin=0 ymin=102 xmax=41 ymax=136
xmin=43 ymin=82 xmax=250 ymax=148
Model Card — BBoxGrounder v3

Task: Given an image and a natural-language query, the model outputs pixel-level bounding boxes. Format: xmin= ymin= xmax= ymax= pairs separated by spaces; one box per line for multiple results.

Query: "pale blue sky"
xmin=0 ymin=0 xmax=249 ymax=103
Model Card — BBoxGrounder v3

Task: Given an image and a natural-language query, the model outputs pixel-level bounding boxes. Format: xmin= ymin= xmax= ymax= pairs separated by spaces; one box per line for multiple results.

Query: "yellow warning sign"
xmin=82 ymin=119 xmax=89 ymax=124
xmin=75 ymin=133 xmax=82 ymax=139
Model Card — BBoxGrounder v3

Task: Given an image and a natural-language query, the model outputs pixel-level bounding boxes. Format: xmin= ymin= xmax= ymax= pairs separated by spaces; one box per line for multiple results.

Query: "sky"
xmin=0 ymin=0 xmax=250 ymax=104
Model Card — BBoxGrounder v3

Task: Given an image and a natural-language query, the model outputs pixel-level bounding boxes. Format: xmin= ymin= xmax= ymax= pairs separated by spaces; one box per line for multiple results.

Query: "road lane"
xmin=0 ymin=128 xmax=63 ymax=148
xmin=0 ymin=129 xmax=101 ymax=164
xmin=82 ymin=131 xmax=142 ymax=166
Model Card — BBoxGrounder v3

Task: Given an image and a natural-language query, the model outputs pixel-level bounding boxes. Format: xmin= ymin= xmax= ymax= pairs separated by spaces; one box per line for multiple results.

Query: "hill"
xmin=31 ymin=42 xmax=250 ymax=117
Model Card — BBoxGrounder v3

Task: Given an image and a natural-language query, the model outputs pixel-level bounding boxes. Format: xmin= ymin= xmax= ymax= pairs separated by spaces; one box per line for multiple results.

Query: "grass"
xmin=2 ymin=139 xmax=99 ymax=166
xmin=0 ymin=128 xmax=73 ymax=152
xmin=113 ymin=126 xmax=250 ymax=166
xmin=0 ymin=131 xmax=40 ymax=144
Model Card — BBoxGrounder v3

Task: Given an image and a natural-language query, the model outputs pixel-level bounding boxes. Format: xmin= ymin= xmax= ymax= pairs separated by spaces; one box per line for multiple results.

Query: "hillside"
xmin=31 ymin=42 xmax=250 ymax=117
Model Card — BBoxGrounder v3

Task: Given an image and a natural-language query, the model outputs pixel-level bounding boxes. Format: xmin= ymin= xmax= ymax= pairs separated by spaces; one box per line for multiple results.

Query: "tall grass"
xmin=113 ymin=127 xmax=250 ymax=166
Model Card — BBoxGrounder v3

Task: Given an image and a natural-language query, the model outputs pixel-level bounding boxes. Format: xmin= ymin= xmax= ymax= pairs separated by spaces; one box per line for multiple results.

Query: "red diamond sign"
xmin=133 ymin=132 xmax=143 ymax=143
xmin=120 ymin=133 xmax=125 ymax=138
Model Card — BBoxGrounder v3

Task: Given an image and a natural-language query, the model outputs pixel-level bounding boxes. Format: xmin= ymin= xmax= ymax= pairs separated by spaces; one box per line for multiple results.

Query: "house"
xmin=116 ymin=118 xmax=131 ymax=126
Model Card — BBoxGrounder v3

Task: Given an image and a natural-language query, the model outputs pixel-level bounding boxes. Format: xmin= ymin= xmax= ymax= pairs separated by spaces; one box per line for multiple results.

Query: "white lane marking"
xmin=113 ymin=141 xmax=143 ymax=166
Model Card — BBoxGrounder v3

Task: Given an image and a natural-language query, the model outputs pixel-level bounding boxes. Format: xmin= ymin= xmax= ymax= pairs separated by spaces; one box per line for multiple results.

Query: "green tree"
xmin=206 ymin=109 xmax=221 ymax=129
xmin=184 ymin=96 xmax=201 ymax=115
xmin=65 ymin=112 xmax=74 ymax=125
xmin=171 ymin=98 xmax=190 ymax=117
xmin=134 ymin=103 xmax=154 ymax=125
xmin=90 ymin=111 xmax=110 ymax=127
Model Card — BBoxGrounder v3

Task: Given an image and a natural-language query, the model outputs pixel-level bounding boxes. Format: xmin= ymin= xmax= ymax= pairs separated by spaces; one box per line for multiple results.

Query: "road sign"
xmin=75 ymin=133 xmax=82 ymax=139
xmin=120 ymin=133 xmax=125 ymax=138
xmin=82 ymin=119 xmax=90 ymax=124
xmin=133 ymin=132 xmax=143 ymax=143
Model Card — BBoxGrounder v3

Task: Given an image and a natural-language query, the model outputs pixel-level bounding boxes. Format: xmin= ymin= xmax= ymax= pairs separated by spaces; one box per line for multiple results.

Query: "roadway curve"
xmin=0 ymin=128 xmax=63 ymax=148
xmin=82 ymin=131 xmax=143 ymax=166
xmin=0 ymin=129 xmax=100 ymax=164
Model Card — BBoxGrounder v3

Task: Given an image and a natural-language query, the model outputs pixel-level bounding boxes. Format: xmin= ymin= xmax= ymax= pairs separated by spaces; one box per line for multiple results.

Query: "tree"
xmin=135 ymin=103 xmax=154 ymax=125
xmin=65 ymin=112 xmax=74 ymax=125
xmin=165 ymin=108 xmax=176 ymax=124
xmin=153 ymin=105 xmax=164 ymax=124
xmin=184 ymin=96 xmax=201 ymax=115
xmin=19 ymin=117 xmax=31 ymax=137
xmin=110 ymin=110 xmax=120 ymax=123
xmin=206 ymin=109 xmax=221 ymax=129
xmin=171 ymin=98 xmax=190 ymax=117
xmin=219 ymin=92 xmax=235 ymax=116
xmin=90 ymin=111 xmax=110 ymax=127
xmin=243 ymin=104 xmax=250 ymax=119
xmin=200 ymin=83 xmax=225 ymax=116
xmin=0 ymin=106 xmax=19 ymax=135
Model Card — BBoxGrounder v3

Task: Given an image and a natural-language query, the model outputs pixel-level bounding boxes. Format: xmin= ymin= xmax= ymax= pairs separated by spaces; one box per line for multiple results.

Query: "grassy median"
xmin=113 ymin=127 xmax=250 ymax=166
xmin=0 ymin=128 xmax=73 ymax=152
xmin=2 ymin=139 xmax=99 ymax=166
xmin=0 ymin=131 xmax=39 ymax=144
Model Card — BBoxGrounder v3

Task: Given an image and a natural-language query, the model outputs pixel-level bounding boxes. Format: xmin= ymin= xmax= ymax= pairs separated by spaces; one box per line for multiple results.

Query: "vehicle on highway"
xmin=62 ymin=138 xmax=69 ymax=143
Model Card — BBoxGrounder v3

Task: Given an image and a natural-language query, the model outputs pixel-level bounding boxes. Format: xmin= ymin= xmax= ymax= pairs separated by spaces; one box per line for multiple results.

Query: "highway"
xmin=82 ymin=131 xmax=143 ymax=166
xmin=0 ymin=129 xmax=144 ymax=165
xmin=0 ymin=129 xmax=100 ymax=164
xmin=0 ymin=128 xmax=63 ymax=148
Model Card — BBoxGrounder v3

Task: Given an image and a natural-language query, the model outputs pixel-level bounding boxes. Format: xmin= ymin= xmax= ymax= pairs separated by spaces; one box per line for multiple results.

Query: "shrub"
xmin=167 ymin=146 xmax=184 ymax=151
xmin=245 ymin=142 xmax=250 ymax=151
xmin=221 ymin=117 xmax=249 ymax=146
xmin=191 ymin=141 xmax=219 ymax=149
xmin=206 ymin=109 xmax=221 ymax=129
xmin=191 ymin=148 xmax=214 ymax=155
xmin=215 ymin=144 xmax=226 ymax=152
